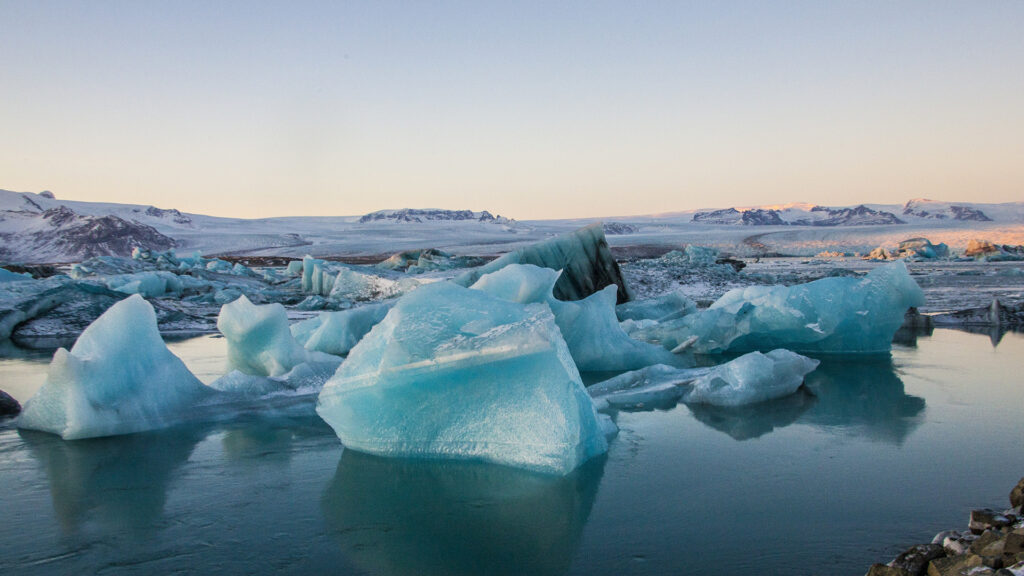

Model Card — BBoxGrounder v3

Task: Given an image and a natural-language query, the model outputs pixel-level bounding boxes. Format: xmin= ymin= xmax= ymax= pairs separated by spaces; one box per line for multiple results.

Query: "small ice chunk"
xmin=291 ymin=301 xmax=394 ymax=356
xmin=683 ymin=349 xmax=819 ymax=406
xmin=328 ymin=267 xmax=405 ymax=302
xmin=17 ymin=295 xmax=211 ymax=439
xmin=588 ymin=364 xmax=714 ymax=408
xmin=209 ymin=360 xmax=340 ymax=397
xmin=616 ymin=290 xmax=697 ymax=323
xmin=589 ymin=350 xmax=818 ymax=410
xmin=104 ymin=271 xmax=182 ymax=298
xmin=217 ymin=295 xmax=313 ymax=377
xmin=316 ymin=281 xmax=607 ymax=475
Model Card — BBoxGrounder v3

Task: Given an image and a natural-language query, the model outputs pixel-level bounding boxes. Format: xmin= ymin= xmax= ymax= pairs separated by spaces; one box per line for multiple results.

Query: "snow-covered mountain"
xmin=0 ymin=191 xmax=178 ymax=262
xmin=692 ymin=204 xmax=905 ymax=226
xmin=2 ymin=188 xmax=1023 ymax=263
xmin=901 ymin=199 xmax=993 ymax=221
xmin=358 ymin=208 xmax=511 ymax=224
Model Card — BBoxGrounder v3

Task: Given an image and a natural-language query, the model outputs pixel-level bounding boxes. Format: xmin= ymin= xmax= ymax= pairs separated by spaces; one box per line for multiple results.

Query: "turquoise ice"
xmin=633 ymin=261 xmax=924 ymax=354
xmin=469 ymin=264 xmax=679 ymax=371
xmin=316 ymin=281 xmax=608 ymax=475
xmin=17 ymin=295 xmax=211 ymax=439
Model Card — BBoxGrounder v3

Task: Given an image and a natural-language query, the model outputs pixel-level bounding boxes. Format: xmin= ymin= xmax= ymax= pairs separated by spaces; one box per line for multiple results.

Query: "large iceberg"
xmin=589 ymin=349 xmax=819 ymax=410
xmin=316 ymin=281 xmax=608 ymax=475
xmin=454 ymin=223 xmax=633 ymax=304
xmin=17 ymin=295 xmax=212 ymax=439
xmin=632 ymin=261 xmax=924 ymax=354
xmin=469 ymin=264 xmax=678 ymax=372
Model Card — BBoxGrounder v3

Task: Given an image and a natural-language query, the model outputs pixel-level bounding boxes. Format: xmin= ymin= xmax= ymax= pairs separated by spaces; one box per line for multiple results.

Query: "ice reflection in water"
xmin=322 ymin=450 xmax=605 ymax=576
xmin=20 ymin=427 xmax=206 ymax=535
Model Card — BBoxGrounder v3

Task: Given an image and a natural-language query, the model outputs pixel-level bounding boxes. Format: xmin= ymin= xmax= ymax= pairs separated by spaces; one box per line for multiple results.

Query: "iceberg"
xmin=469 ymin=264 xmax=678 ymax=372
xmin=375 ymin=248 xmax=486 ymax=273
xmin=104 ymin=271 xmax=183 ymax=298
xmin=328 ymin=267 xmax=412 ymax=302
xmin=0 ymin=268 xmax=32 ymax=283
xmin=17 ymin=295 xmax=212 ymax=439
xmin=684 ymin=349 xmax=819 ymax=406
xmin=615 ymin=290 xmax=697 ymax=323
xmin=291 ymin=301 xmax=394 ymax=356
xmin=454 ymin=223 xmax=633 ymax=304
xmin=549 ymin=286 xmax=679 ymax=372
xmin=316 ymin=281 xmax=608 ymax=475
xmin=217 ymin=295 xmax=315 ymax=377
xmin=589 ymin=349 xmax=819 ymax=410
xmin=632 ymin=261 xmax=924 ymax=354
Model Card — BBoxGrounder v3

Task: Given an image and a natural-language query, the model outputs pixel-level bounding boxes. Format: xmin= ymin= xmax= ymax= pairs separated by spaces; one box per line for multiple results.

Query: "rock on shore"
xmin=866 ymin=476 xmax=1024 ymax=576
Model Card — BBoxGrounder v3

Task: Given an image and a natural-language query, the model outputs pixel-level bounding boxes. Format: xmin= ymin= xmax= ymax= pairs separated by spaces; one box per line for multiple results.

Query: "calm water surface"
xmin=1 ymin=329 xmax=1022 ymax=576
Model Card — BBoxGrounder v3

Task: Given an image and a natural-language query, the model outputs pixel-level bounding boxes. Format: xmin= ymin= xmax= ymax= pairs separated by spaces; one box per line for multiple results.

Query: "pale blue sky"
xmin=2 ymin=1 xmax=1022 ymax=219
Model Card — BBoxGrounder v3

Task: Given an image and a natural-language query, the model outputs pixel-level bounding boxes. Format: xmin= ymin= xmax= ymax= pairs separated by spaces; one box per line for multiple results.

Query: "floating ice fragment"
xmin=632 ymin=261 xmax=924 ymax=354
xmin=17 ymin=295 xmax=211 ymax=439
xmin=218 ymin=295 xmax=319 ymax=377
xmin=683 ymin=349 xmax=819 ymax=406
xmin=316 ymin=281 xmax=607 ymax=475
xmin=615 ymin=290 xmax=696 ymax=323
xmin=291 ymin=301 xmax=394 ymax=356
xmin=589 ymin=349 xmax=819 ymax=410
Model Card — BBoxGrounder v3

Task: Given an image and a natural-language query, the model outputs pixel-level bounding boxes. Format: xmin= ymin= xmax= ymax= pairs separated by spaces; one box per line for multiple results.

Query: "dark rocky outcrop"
xmin=0 ymin=389 xmax=20 ymax=417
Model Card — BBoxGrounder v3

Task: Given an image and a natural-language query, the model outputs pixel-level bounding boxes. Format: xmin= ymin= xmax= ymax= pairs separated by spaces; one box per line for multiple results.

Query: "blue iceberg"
xmin=316 ymin=281 xmax=608 ymax=475
xmin=17 ymin=295 xmax=212 ymax=439
xmin=469 ymin=264 xmax=678 ymax=372
xmin=633 ymin=261 xmax=924 ymax=354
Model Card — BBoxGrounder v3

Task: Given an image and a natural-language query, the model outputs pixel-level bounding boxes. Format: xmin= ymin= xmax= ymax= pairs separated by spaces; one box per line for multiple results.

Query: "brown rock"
xmin=973 ymin=510 xmax=1013 ymax=534
xmin=892 ymin=544 xmax=947 ymax=575
xmin=972 ymin=530 xmax=1007 ymax=556
xmin=928 ymin=554 xmax=990 ymax=576
xmin=1012 ymin=478 xmax=1024 ymax=510
xmin=1004 ymin=530 xmax=1024 ymax=567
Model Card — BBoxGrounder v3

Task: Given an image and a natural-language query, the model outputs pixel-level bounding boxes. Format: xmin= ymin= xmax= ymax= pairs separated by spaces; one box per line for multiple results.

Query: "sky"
xmin=2 ymin=1 xmax=1022 ymax=220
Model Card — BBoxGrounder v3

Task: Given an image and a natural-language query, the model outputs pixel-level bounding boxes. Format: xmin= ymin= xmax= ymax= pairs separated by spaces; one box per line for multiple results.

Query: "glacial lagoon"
xmin=1 ymin=328 xmax=1022 ymax=576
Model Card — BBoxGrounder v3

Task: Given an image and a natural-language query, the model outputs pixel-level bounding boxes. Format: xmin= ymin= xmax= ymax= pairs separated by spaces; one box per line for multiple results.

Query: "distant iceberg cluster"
xmin=10 ymin=225 xmax=927 ymax=475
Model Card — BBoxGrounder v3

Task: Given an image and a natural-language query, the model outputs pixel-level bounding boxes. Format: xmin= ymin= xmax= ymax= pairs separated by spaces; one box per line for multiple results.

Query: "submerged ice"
xmin=316 ymin=281 xmax=608 ymax=475
xmin=17 ymin=295 xmax=211 ymax=439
